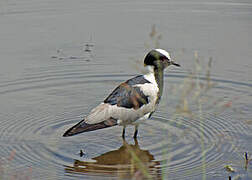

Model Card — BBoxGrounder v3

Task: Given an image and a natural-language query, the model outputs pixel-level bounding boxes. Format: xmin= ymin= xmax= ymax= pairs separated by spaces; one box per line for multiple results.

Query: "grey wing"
xmin=104 ymin=75 xmax=150 ymax=110
xmin=62 ymin=116 xmax=117 ymax=137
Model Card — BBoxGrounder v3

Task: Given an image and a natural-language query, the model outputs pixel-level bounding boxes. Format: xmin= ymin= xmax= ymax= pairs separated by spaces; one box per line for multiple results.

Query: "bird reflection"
xmin=65 ymin=139 xmax=161 ymax=179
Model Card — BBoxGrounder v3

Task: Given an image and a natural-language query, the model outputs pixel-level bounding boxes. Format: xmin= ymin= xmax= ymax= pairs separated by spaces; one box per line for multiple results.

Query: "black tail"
xmin=63 ymin=118 xmax=118 ymax=137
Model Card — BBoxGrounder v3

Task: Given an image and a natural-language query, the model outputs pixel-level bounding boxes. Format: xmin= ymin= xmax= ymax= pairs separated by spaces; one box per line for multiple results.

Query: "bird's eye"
xmin=161 ymin=56 xmax=167 ymax=61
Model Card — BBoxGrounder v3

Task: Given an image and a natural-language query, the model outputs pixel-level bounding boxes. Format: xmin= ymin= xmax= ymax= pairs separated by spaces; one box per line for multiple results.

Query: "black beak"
xmin=171 ymin=60 xmax=180 ymax=67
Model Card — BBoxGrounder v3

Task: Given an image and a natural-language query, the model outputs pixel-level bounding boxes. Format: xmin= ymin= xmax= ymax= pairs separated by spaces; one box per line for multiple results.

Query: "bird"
xmin=63 ymin=49 xmax=180 ymax=139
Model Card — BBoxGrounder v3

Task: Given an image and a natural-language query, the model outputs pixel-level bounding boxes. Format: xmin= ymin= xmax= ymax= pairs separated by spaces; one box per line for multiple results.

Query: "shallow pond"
xmin=0 ymin=0 xmax=251 ymax=179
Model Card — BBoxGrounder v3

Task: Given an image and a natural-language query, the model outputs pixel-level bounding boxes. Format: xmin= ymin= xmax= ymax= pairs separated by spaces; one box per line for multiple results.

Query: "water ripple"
xmin=0 ymin=70 xmax=251 ymax=179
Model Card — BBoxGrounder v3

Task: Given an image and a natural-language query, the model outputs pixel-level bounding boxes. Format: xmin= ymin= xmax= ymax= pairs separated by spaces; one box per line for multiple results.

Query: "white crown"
xmin=155 ymin=49 xmax=171 ymax=60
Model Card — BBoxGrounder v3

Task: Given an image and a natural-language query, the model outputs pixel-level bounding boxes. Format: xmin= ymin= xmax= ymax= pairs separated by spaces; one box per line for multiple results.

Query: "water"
xmin=0 ymin=0 xmax=252 ymax=179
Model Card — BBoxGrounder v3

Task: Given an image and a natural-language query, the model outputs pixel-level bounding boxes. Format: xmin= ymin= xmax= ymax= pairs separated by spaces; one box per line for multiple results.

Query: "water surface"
xmin=0 ymin=0 xmax=251 ymax=179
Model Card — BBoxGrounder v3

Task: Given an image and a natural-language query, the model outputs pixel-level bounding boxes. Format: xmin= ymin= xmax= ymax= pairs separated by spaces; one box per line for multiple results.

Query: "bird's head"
xmin=144 ymin=49 xmax=180 ymax=71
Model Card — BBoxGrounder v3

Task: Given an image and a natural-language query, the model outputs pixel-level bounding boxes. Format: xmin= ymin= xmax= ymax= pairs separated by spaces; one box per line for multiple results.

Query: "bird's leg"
xmin=133 ymin=136 xmax=139 ymax=147
xmin=122 ymin=126 xmax=126 ymax=139
xmin=133 ymin=124 xmax=139 ymax=139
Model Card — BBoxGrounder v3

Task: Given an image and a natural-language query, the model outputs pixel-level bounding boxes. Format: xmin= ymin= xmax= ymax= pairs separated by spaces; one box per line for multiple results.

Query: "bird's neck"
xmin=145 ymin=65 xmax=164 ymax=96
xmin=153 ymin=68 xmax=164 ymax=97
